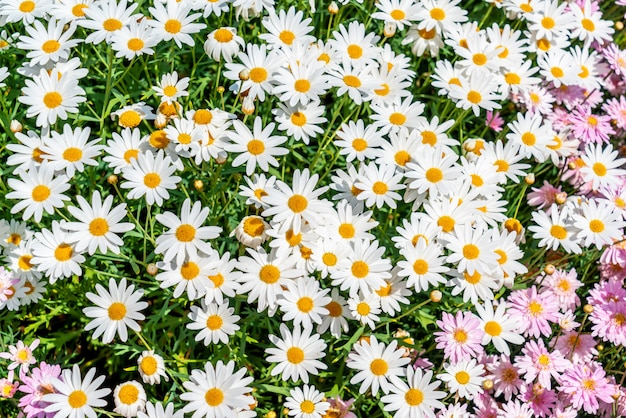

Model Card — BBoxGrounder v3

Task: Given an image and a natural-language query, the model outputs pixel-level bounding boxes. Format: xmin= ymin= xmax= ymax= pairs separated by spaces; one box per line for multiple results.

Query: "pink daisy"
xmin=569 ymin=105 xmax=615 ymax=144
xmin=559 ymin=363 xmax=615 ymax=414
xmin=589 ymin=300 xmax=626 ymax=346
xmin=526 ymin=181 xmax=562 ymax=212
xmin=602 ymin=43 xmax=626 ymax=78
xmin=507 ymin=286 xmax=559 ymax=338
xmin=434 ymin=311 xmax=484 ymax=363
xmin=514 ymin=339 xmax=570 ymax=390
xmin=553 ymin=331 xmax=598 ymax=364
xmin=0 ymin=339 xmax=40 ymax=373
xmin=485 ymin=110 xmax=504 ymax=132
xmin=18 ymin=362 xmax=61 ymax=418
xmin=539 ymin=268 xmax=582 ymax=311
xmin=602 ymin=96 xmax=626 ymax=130
xmin=486 ymin=355 xmax=523 ymax=402
xmin=520 ymin=383 xmax=557 ymax=417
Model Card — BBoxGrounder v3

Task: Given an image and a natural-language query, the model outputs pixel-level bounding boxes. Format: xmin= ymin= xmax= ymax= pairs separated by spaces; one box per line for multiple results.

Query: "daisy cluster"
xmin=0 ymin=0 xmax=626 ymax=417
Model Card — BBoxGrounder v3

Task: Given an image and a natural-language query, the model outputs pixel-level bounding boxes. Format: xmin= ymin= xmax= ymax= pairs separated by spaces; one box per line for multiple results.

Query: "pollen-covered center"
xmin=175 ymin=224 xmax=196 ymax=242
xmin=140 ymin=356 xmax=158 ymax=375
xmin=592 ymin=162 xmax=607 ymax=176
xmin=455 ymin=371 xmax=470 ymax=384
xmin=467 ymin=90 xmax=482 ymax=104
xmin=42 ymin=40 xmax=60 ymax=53
xmin=413 ymin=259 xmax=429 ymax=275
xmin=338 ymin=223 xmax=355 ymax=239
xmin=372 ymin=181 xmax=388 ymax=195
xmin=404 ymin=388 xmax=424 ymax=406
xmin=259 ymin=265 xmax=280 ymax=284
xmin=63 ymin=147 xmax=82 ymax=162
xmin=351 ymin=261 xmax=369 ymax=278
xmin=294 ymin=79 xmax=311 ymax=93
xmin=164 ymin=19 xmax=182 ymax=34
xmin=243 ymin=217 xmax=265 ymax=237
xmin=426 ymin=167 xmax=443 ymax=183
xmin=279 ymin=30 xmax=295 ymax=45
xmin=32 ymin=185 xmax=51 ymax=202
xmin=389 ymin=112 xmax=406 ymax=126
xmin=249 ymin=67 xmax=268 ymax=83
xmin=297 ymin=296 xmax=314 ymax=313
xmin=180 ymin=261 xmax=200 ymax=280
xmin=430 ymin=7 xmax=446 ymax=20
xmin=103 ymin=18 xmax=123 ymax=32
xmin=589 ymin=219 xmax=604 ymax=233
xmin=127 ymin=38 xmax=144 ymax=51
xmin=206 ymin=314 xmax=223 ymax=330
xmin=205 ymin=388 xmax=224 ymax=407
xmin=462 ymin=243 xmax=480 ymax=260
xmin=300 ymin=400 xmax=315 ymax=414
xmin=214 ymin=28 xmax=233 ymax=43
xmin=291 ymin=111 xmax=307 ymax=126
xmin=369 ymin=358 xmax=388 ymax=376
xmin=549 ymin=225 xmax=567 ymax=240
xmin=437 ymin=215 xmax=455 ymax=233
xmin=286 ymin=346 xmax=305 ymax=364
xmin=43 ymin=92 xmax=62 ymax=109
xmin=118 ymin=384 xmax=139 ymax=405
xmin=108 ymin=302 xmax=127 ymax=320
xmin=68 ymin=390 xmax=87 ymax=408
xmin=322 ymin=252 xmax=338 ymax=267
xmin=89 ymin=218 xmax=109 ymax=236
xmin=287 ymin=194 xmax=308 ymax=213
xmin=143 ymin=173 xmax=161 ymax=189
xmin=343 ymin=75 xmax=361 ymax=88
xmin=484 ymin=321 xmax=502 ymax=336
xmin=54 ymin=243 xmax=73 ymax=261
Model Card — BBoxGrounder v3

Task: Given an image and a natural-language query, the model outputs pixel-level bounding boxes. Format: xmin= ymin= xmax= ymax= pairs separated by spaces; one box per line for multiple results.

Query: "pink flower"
xmin=486 ymin=355 xmax=523 ymax=401
xmin=507 ymin=286 xmax=559 ymax=338
xmin=514 ymin=339 xmax=571 ymax=390
xmin=553 ymin=331 xmax=598 ymax=364
xmin=559 ymin=363 xmax=615 ymax=414
xmin=0 ymin=339 xmax=40 ymax=374
xmin=589 ymin=300 xmax=626 ymax=346
xmin=519 ymin=383 xmax=557 ymax=417
xmin=0 ymin=372 xmax=18 ymax=399
xmin=602 ymin=43 xmax=626 ymax=78
xmin=434 ymin=311 xmax=484 ymax=363
xmin=18 ymin=362 xmax=61 ymax=418
xmin=325 ymin=396 xmax=357 ymax=418
xmin=485 ymin=111 xmax=504 ymax=132
xmin=602 ymin=96 xmax=626 ymax=130
xmin=539 ymin=268 xmax=582 ymax=311
xmin=527 ymin=181 xmax=562 ymax=212
xmin=569 ymin=105 xmax=615 ymax=144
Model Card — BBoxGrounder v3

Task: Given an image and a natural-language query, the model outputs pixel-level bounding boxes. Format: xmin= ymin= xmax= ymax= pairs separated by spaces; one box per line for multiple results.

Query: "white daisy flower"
xmin=153 ymin=71 xmax=190 ymax=104
xmin=0 ymin=0 xmax=53 ymax=25
xmin=113 ymin=380 xmax=147 ymax=418
xmin=580 ymin=143 xmax=626 ymax=191
xmin=40 ymin=124 xmax=104 ymax=177
xmin=43 ymin=365 xmax=111 ymax=418
xmin=137 ymin=351 xmax=169 ymax=385
xmin=181 ymin=360 xmax=254 ymax=417
xmin=120 ymin=150 xmax=182 ymax=207
xmin=187 ymin=300 xmax=241 ymax=345
xmin=347 ymin=335 xmax=411 ymax=395
xmin=18 ymin=69 xmax=86 ymax=128
xmin=284 ymin=385 xmax=330 ymax=418
xmin=31 ymin=221 xmax=85 ymax=283
xmin=438 ymin=359 xmax=485 ymax=399
xmin=154 ymin=198 xmax=221 ymax=266
xmin=6 ymin=161 xmax=70 ymax=223
xmin=155 ymin=253 xmax=218 ymax=300
xmin=273 ymin=101 xmax=327 ymax=145
xmin=272 ymin=59 xmax=329 ymax=107
xmin=17 ymin=19 xmax=80 ymax=66
xmin=79 ymin=0 xmax=140 ymax=44
xmin=398 ymin=240 xmax=448 ymax=293
xmin=259 ymin=6 xmax=315 ymax=50
xmin=334 ymin=119 xmax=384 ymax=163
xmin=103 ymin=128 xmax=146 ymax=174
xmin=138 ymin=402 xmax=183 ymax=418
xmin=354 ymin=162 xmax=405 ymax=209
xmin=277 ymin=276 xmax=331 ymax=328
xmin=381 ymin=366 xmax=446 ymax=418
xmin=348 ymin=293 xmax=382 ymax=329
xmin=224 ymin=43 xmax=281 ymax=102
xmin=331 ymin=239 xmax=392 ymax=298
xmin=111 ymin=18 xmax=160 ymax=60
xmin=204 ymin=251 xmax=242 ymax=305
xmin=266 ymin=323 xmax=328 ymax=383
xmin=147 ymin=0 xmax=206 ymax=48
xmin=83 ymin=277 xmax=149 ymax=344
xmin=474 ymin=300 xmax=524 ymax=356
xmin=204 ymin=27 xmax=244 ymax=63
xmin=529 ymin=204 xmax=581 ymax=254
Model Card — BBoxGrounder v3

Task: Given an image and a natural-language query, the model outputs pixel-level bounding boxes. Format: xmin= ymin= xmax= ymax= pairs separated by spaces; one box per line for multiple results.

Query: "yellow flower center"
xmin=589 ymin=219 xmax=604 ymax=233
xmin=143 ymin=173 xmax=161 ymax=188
xmin=175 ymin=224 xmax=196 ymax=242
xmin=205 ymin=388 xmax=224 ymax=406
xmin=140 ymin=356 xmax=158 ymax=375
xmin=89 ymin=218 xmax=109 ymax=236
xmin=549 ymin=225 xmax=567 ymax=240
xmin=326 ymin=301 xmax=342 ymax=317
xmin=54 ymin=243 xmax=72 ymax=261
xmin=63 ymin=147 xmax=82 ymax=162
xmin=259 ymin=265 xmax=280 ymax=284
xmin=541 ymin=17 xmax=555 ymax=29
xmin=290 ymin=111 xmax=307 ymax=126
xmin=43 ymin=92 xmax=62 ymax=109
xmin=18 ymin=255 xmax=33 ymax=271
xmin=504 ymin=73 xmax=521 ymax=85
xmin=352 ymin=138 xmax=367 ymax=152
xmin=413 ymin=259 xmax=428 ymax=275
xmin=32 ymin=185 xmax=51 ymax=202
xmin=294 ymin=79 xmax=310 ymax=93
xmin=343 ymin=75 xmax=361 ymax=88
xmin=472 ymin=53 xmax=487 ymax=66
xmin=347 ymin=44 xmax=362 ymax=59
xmin=454 ymin=329 xmax=468 ymax=343
xmin=528 ymin=300 xmax=543 ymax=316
xmin=288 ymin=194 xmax=308 ymax=213
xmin=351 ymin=261 xmax=369 ymax=278
xmin=437 ymin=215 xmax=455 ymax=233
xmin=42 ymin=40 xmax=60 ymax=54
xmin=108 ymin=302 xmax=127 ymax=320
xmin=72 ymin=4 xmax=88 ymax=16
xmin=297 ymin=296 xmax=314 ymax=313
xmin=370 ymin=358 xmax=388 ymax=376
xmin=372 ymin=181 xmax=388 ymax=195
xmin=286 ymin=346 xmax=305 ymax=364
xmin=243 ymin=217 xmax=265 ymax=237
xmin=164 ymin=19 xmax=182 ymax=34
xmin=279 ymin=30 xmax=295 ymax=45
xmin=118 ymin=384 xmax=139 ymax=405
xmin=249 ymin=67 xmax=268 ymax=83
xmin=68 ymin=390 xmax=87 ymax=408
xmin=180 ymin=261 xmax=200 ymax=280
xmin=467 ymin=90 xmax=482 ymax=104
xmin=592 ymin=162 xmax=607 ymax=176
xmin=551 ymin=67 xmax=564 ymax=78
xmin=300 ymin=400 xmax=315 ymax=413
xmin=394 ymin=150 xmax=411 ymax=166
xmin=421 ymin=131 xmax=437 ymax=146
xmin=455 ymin=371 xmax=470 ymax=385
xmin=103 ymin=18 xmax=123 ymax=32
xmin=208 ymin=273 xmax=224 ymax=288
xmin=521 ymin=132 xmax=536 ymax=146
xmin=214 ymin=28 xmax=233 ymax=43
xmin=426 ymin=167 xmax=443 ymax=183
xmin=356 ymin=301 xmax=370 ymax=316
xmin=404 ymin=388 xmax=424 ymax=406
xmin=322 ymin=252 xmax=337 ymax=267
xmin=390 ymin=9 xmax=405 ymax=20
xmin=581 ymin=18 xmax=595 ymax=32
xmin=430 ymin=7 xmax=445 ymax=20
xmin=389 ymin=112 xmax=406 ymax=126
xmin=485 ymin=321 xmax=502 ymax=336
xmin=338 ymin=223 xmax=355 ymax=239
xmin=194 ymin=109 xmax=213 ymax=125
xmin=247 ymin=139 xmax=265 ymax=155
xmin=206 ymin=314 xmax=223 ymax=330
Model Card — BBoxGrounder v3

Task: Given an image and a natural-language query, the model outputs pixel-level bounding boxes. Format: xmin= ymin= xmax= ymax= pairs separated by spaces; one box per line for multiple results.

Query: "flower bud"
xmin=194 ymin=180 xmax=204 ymax=191
xmin=430 ymin=290 xmax=442 ymax=302
xmin=146 ymin=263 xmax=158 ymax=276
xmin=482 ymin=379 xmax=494 ymax=390
xmin=107 ymin=174 xmax=118 ymax=185
xmin=384 ymin=22 xmax=396 ymax=37
xmin=239 ymin=68 xmax=250 ymax=81
xmin=525 ymin=173 xmax=535 ymax=185
xmin=544 ymin=264 xmax=555 ymax=275
xmin=583 ymin=304 xmax=594 ymax=314
xmin=328 ymin=1 xmax=338 ymax=14
xmin=10 ymin=120 xmax=22 ymax=133
xmin=217 ymin=86 xmax=225 ymax=94
xmin=215 ymin=154 xmax=227 ymax=164
xmin=242 ymin=96 xmax=255 ymax=115
xmin=616 ymin=21 xmax=624 ymax=31
xmin=555 ymin=192 xmax=567 ymax=205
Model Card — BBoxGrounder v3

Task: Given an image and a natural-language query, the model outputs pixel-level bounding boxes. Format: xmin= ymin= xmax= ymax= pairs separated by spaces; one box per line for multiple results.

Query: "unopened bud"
xmin=264 ymin=412 xmax=277 ymax=418
xmin=616 ymin=21 xmax=624 ymax=31
xmin=611 ymin=390 xmax=621 ymax=400
xmin=597 ymin=344 xmax=604 ymax=351
xmin=215 ymin=154 xmax=227 ymax=164
xmin=532 ymin=383 xmax=544 ymax=395
xmin=555 ymin=192 xmax=567 ymax=204
xmin=10 ymin=120 xmax=22 ymax=133
xmin=544 ymin=264 xmax=555 ymax=275
xmin=146 ymin=263 xmax=158 ymax=275
xmin=384 ymin=22 xmax=396 ymax=37
xmin=194 ymin=179 xmax=204 ymax=191
xmin=242 ymin=96 xmax=255 ymax=115
xmin=217 ymin=86 xmax=225 ymax=94
xmin=430 ymin=290 xmax=442 ymax=302
xmin=568 ymin=161 xmax=577 ymax=170
xmin=107 ymin=174 xmax=118 ymax=185
xmin=239 ymin=68 xmax=250 ymax=81
xmin=504 ymin=218 xmax=523 ymax=235
xmin=482 ymin=379 xmax=494 ymax=390
xmin=524 ymin=173 xmax=535 ymax=185
xmin=154 ymin=112 xmax=168 ymax=129
xmin=583 ymin=304 xmax=594 ymax=314
xmin=328 ymin=1 xmax=338 ymax=14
